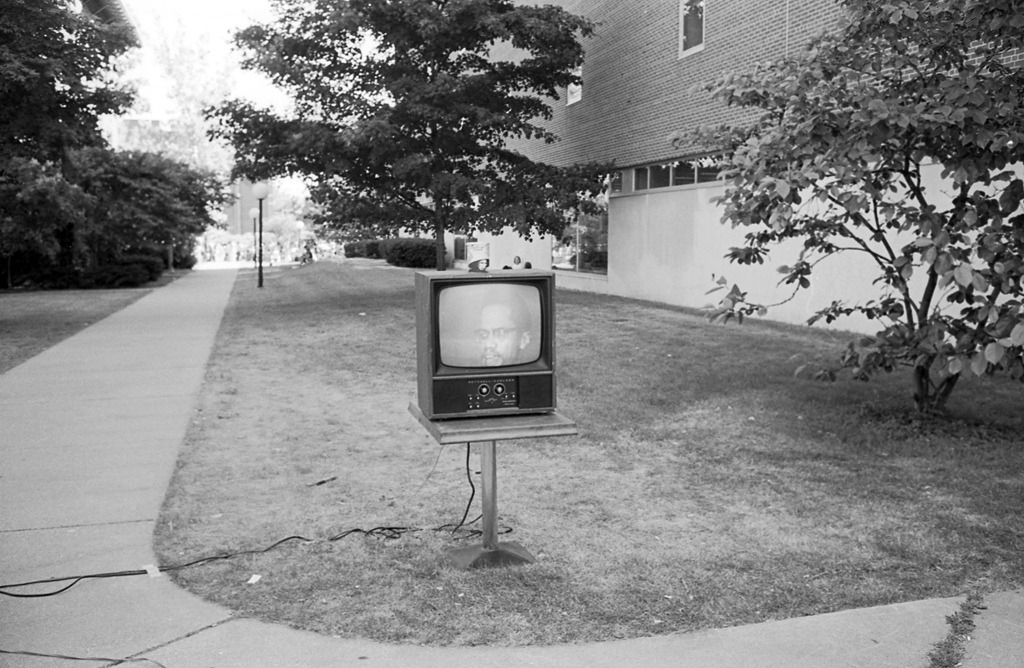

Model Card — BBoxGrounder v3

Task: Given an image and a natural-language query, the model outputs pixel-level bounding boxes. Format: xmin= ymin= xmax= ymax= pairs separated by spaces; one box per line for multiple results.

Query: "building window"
xmin=694 ymin=156 xmax=721 ymax=182
xmin=672 ymin=160 xmax=696 ymax=186
xmin=567 ymin=65 xmax=582 ymax=105
xmin=553 ymin=181 xmax=608 ymax=275
xmin=632 ymin=158 xmax=722 ymax=192
xmin=634 ymin=167 xmax=649 ymax=190
xmin=679 ymin=0 xmax=705 ymax=58
xmin=552 ymin=210 xmax=607 ymax=275
xmin=649 ymin=164 xmax=671 ymax=188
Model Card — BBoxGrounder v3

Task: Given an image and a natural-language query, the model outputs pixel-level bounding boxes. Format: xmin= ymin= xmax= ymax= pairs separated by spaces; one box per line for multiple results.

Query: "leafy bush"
xmin=119 ymin=254 xmax=164 ymax=281
xmin=176 ymin=253 xmax=197 ymax=269
xmin=344 ymin=240 xmax=367 ymax=258
xmin=80 ymin=263 xmax=150 ymax=289
xmin=27 ymin=267 xmax=80 ymax=289
xmin=344 ymin=239 xmax=385 ymax=259
xmin=380 ymin=237 xmax=435 ymax=268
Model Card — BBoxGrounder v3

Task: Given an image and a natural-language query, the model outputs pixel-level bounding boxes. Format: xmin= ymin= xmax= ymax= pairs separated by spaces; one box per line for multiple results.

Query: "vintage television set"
xmin=415 ymin=269 xmax=556 ymax=420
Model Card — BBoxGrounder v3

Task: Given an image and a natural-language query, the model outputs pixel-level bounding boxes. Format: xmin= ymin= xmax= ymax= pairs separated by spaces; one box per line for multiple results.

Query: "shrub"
xmin=381 ymin=237 xmax=435 ymax=268
xmin=80 ymin=263 xmax=150 ymax=289
xmin=119 ymin=254 xmax=165 ymax=281
xmin=344 ymin=239 xmax=387 ymax=259
xmin=176 ymin=253 xmax=197 ymax=270
xmin=28 ymin=267 xmax=80 ymax=290
xmin=344 ymin=240 xmax=367 ymax=258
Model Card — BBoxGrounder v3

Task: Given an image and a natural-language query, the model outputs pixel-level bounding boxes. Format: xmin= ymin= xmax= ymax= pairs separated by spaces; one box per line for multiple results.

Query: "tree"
xmin=208 ymin=0 xmax=608 ymax=269
xmin=0 ymin=0 xmax=134 ymax=164
xmin=1 ymin=0 xmax=136 ymax=273
xmin=0 ymin=158 xmax=87 ymax=286
xmin=697 ymin=0 xmax=1024 ymax=412
xmin=71 ymin=148 xmax=231 ymax=266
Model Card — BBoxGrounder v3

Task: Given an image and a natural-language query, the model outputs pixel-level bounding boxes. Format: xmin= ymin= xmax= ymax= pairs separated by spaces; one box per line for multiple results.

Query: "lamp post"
xmin=252 ymin=182 xmax=270 ymax=287
xmin=248 ymin=206 xmax=259 ymax=269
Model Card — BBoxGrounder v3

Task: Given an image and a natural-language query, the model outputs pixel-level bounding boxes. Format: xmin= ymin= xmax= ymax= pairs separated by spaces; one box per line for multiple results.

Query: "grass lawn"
xmin=154 ymin=259 xmax=1024 ymax=647
xmin=0 ymin=276 xmax=178 ymax=373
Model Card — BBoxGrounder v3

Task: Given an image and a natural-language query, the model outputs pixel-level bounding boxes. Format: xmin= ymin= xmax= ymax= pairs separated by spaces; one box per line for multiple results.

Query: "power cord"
xmin=1 ymin=442 xmax=510 ymax=599
xmin=451 ymin=443 xmax=476 ymax=533
xmin=0 ymin=535 xmax=313 ymax=599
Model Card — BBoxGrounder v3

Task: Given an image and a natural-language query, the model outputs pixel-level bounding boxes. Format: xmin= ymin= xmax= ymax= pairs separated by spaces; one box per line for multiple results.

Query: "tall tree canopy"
xmin=0 ymin=0 xmax=135 ymax=163
xmin=0 ymin=1 xmax=231 ymax=285
xmin=698 ymin=0 xmax=1024 ymax=412
xmin=209 ymin=0 xmax=607 ymax=268
xmin=1 ymin=0 xmax=137 ymax=278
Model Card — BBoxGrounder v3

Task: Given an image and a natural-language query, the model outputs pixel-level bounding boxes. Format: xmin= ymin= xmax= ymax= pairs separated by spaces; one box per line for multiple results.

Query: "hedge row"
xmin=344 ymin=239 xmax=381 ymax=258
xmin=27 ymin=253 xmax=167 ymax=289
xmin=344 ymin=238 xmax=436 ymax=268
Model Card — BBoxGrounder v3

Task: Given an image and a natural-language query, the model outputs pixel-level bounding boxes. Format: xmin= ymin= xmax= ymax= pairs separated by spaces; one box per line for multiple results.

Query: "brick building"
xmin=508 ymin=0 xmax=841 ymax=169
xmin=470 ymin=0 xmax=877 ymax=328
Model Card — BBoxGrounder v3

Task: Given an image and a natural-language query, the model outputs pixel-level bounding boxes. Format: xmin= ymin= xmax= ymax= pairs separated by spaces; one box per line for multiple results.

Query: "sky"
xmin=117 ymin=0 xmax=280 ymax=118
xmin=110 ymin=0 xmax=306 ymax=218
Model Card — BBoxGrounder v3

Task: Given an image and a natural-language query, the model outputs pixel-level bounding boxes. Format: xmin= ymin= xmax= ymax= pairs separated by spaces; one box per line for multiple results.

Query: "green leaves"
xmin=694 ymin=0 xmax=1024 ymax=411
xmin=70 ymin=147 xmax=230 ymax=257
xmin=953 ymin=263 xmax=975 ymax=288
xmin=0 ymin=0 xmax=135 ymax=164
xmin=212 ymin=0 xmax=607 ymax=263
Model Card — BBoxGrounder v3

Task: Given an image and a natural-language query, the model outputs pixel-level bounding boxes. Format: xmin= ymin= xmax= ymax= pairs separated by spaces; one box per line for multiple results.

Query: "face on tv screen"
xmin=438 ymin=283 xmax=542 ymax=368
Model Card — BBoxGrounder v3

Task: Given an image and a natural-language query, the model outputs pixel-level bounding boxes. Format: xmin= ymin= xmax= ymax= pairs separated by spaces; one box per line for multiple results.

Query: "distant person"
xmin=300 ymin=241 xmax=316 ymax=265
xmin=476 ymin=297 xmax=532 ymax=367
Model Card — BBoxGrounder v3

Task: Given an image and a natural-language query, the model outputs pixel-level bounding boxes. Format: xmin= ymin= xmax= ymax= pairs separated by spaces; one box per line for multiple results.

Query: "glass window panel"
xmin=567 ymin=66 xmax=582 ymax=105
xmin=552 ymin=211 xmax=608 ymax=275
xmin=634 ymin=167 xmax=648 ymax=190
xmin=696 ymin=158 xmax=721 ymax=183
xmin=672 ymin=161 xmax=695 ymax=186
xmin=682 ymin=0 xmax=704 ymax=53
xmin=610 ymin=171 xmax=623 ymax=193
xmin=649 ymin=164 xmax=670 ymax=188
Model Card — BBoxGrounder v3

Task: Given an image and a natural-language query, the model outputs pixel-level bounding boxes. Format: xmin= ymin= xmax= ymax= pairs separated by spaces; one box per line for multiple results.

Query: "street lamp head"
xmin=252 ymin=182 xmax=270 ymax=200
xmin=248 ymin=207 xmax=260 ymax=220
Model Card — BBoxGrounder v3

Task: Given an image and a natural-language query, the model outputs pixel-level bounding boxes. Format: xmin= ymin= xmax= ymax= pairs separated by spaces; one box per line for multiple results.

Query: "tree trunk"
xmin=55 ymin=223 xmax=76 ymax=269
xmin=434 ymin=218 xmax=446 ymax=271
xmin=913 ymin=363 xmax=960 ymax=413
xmin=931 ymin=373 xmax=960 ymax=412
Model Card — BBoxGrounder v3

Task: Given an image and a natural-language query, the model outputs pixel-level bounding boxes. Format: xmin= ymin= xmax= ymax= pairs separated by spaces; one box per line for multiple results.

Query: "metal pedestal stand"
xmin=409 ymin=404 xmax=578 ymax=569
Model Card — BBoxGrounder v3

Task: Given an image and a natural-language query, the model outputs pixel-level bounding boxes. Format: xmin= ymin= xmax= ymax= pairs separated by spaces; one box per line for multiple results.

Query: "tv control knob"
xmin=478 ymin=384 xmax=490 ymax=395
xmin=493 ymin=383 xmax=506 ymax=395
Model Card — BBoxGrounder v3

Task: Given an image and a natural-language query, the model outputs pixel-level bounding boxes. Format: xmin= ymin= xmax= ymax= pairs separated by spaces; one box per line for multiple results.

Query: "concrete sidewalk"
xmin=0 ymin=267 xmax=1018 ymax=667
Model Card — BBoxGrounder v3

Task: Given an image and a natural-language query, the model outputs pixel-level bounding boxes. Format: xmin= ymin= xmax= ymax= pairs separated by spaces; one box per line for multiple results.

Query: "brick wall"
xmin=509 ymin=0 xmax=843 ymax=169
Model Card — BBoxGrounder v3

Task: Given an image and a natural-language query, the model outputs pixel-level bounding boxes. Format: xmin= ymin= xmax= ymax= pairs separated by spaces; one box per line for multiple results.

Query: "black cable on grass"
xmin=449 ymin=442 xmax=477 ymax=534
xmin=1 ymin=516 xmax=513 ymax=598
xmin=160 ymin=535 xmax=314 ymax=572
xmin=0 ymin=536 xmax=315 ymax=598
xmin=2 ymin=444 xmax=504 ymax=599
xmin=328 ymin=526 xmax=421 ymax=541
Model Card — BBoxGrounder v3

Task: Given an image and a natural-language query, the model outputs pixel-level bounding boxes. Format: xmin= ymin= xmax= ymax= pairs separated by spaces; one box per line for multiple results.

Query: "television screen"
xmin=437 ymin=283 xmax=542 ymax=368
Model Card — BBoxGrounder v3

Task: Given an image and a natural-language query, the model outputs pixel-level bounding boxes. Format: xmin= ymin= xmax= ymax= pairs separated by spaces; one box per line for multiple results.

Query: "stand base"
xmin=445 ymin=541 xmax=536 ymax=570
